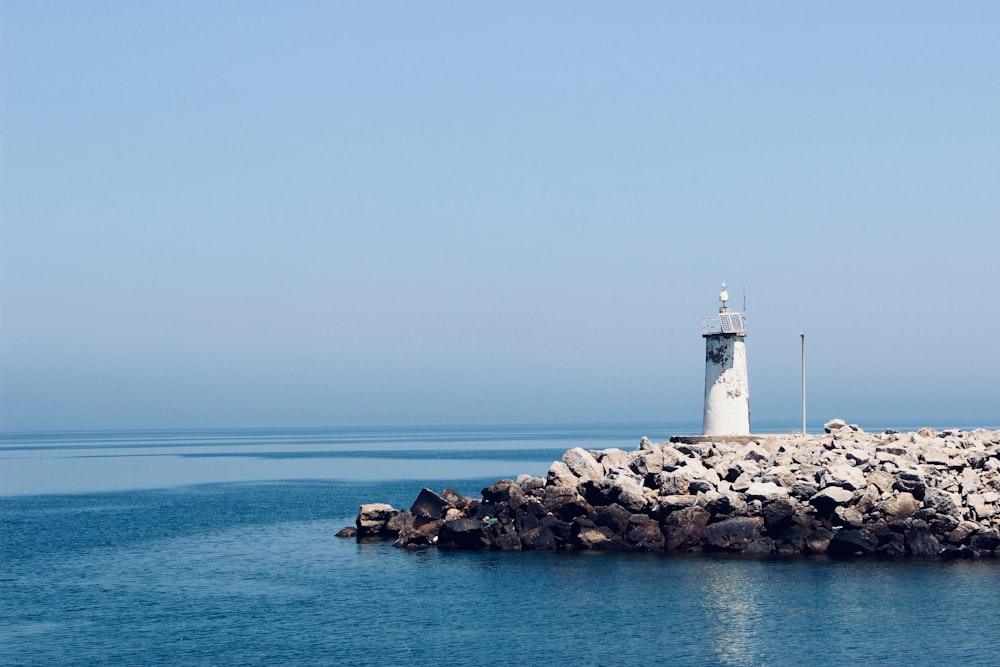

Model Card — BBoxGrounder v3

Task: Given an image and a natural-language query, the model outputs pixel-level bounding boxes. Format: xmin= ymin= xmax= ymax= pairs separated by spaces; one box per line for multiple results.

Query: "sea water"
xmin=2 ymin=424 xmax=1000 ymax=666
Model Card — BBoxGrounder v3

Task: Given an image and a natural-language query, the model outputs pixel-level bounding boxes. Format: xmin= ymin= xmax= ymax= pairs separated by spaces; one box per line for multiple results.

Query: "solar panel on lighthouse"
xmin=719 ymin=312 xmax=746 ymax=334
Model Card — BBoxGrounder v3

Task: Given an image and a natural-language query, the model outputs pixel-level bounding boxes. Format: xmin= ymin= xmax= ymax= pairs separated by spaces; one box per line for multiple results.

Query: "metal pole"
xmin=801 ymin=333 xmax=806 ymax=434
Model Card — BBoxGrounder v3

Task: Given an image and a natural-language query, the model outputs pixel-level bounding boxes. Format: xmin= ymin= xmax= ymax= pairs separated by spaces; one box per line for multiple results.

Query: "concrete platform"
xmin=669 ymin=433 xmax=799 ymax=445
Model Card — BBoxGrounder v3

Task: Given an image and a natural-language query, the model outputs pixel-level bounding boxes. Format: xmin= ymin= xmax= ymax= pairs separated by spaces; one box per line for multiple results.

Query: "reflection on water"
xmin=700 ymin=560 xmax=764 ymax=665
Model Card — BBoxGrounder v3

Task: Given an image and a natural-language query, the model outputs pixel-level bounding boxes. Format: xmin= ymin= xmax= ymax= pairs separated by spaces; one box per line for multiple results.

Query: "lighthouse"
xmin=702 ymin=282 xmax=751 ymax=436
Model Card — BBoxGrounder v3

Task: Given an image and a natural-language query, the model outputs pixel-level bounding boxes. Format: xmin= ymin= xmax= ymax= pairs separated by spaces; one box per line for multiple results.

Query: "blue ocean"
xmin=3 ymin=423 xmax=999 ymax=666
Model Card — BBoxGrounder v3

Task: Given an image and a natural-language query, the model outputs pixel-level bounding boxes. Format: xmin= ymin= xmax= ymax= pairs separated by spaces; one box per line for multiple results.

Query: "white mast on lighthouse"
xmin=701 ymin=281 xmax=751 ymax=435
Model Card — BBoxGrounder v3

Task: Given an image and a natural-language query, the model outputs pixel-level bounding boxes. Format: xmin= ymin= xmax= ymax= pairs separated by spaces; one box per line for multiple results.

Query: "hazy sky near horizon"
xmin=1 ymin=2 xmax=998 ymax=431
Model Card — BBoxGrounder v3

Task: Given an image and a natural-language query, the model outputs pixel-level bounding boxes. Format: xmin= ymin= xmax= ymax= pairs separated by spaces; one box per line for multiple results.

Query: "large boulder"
xmin=547 ymin=460 xmax=578 ymax=487
xmin=356 ymin=503 xmax=400 ymax=538
xmin=923 ymin=487 xmax=963 ymax=519
xmin=437 ymin=518 xmax=488 ymax=550
xmin=819 ymin=464 xmax=868 ymax=491
xmin=746 ymin=481 xmax=789 ymax=502
xmin=808 ymin=486 xmax=855 ymax=514
xmin=828 ymin=528 xmax=879 ymax=556
xmin=877 ymin=492 xmax=919 ymax=521
xmin=563 ymin=447 xmax=605 ymax=482
xmin=410 ymin=488 xmax=448 ymax=520
xmin=611 ymin=474 xmax=648 ymax=513
xmin=626 ymin=514 xmax=665 ymax=551
xmin=663 ymin=506 xmax=710 ymax=551
xmin=702 ymin=517 xmax=769 ymax=553
xmin=906 ymin=525 xmax=942 ymax=556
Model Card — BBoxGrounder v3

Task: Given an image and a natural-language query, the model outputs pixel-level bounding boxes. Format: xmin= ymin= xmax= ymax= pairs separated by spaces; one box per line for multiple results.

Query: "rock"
xmin=833 ymin=506 xmax=864 ymax=528
xmin=741 ymin=444 xmax=770 ymax=463
xmin=923 ymin=487 xmax=963 ymax=519
xmin=437 ymin=518 xmax=488 ymax=550
xmin=563 ymin=447 xmax=605 ymax=482
xmin=845 ymin=449 xmax=871 ymax=466
xmin=547 ymin=460 xmax=578 ymax=487
xmin=517 ymin=475 xmax=546 ymax=495
xmin=335 ymin=526 xmax=357 ymax=538
xmin=658 ymin=494 xmax=699 ymax=512
xmin=967 ymin=494 xmax=996 ymax=519
xmin=595 ymin=504 xmax=632 ymax=535
xmin=702 ymin=517 xmax=769 ymax=553
xmin=945 ymin=520 xmax=979 ymax=544
xmin=809 ymin=486 xmax=855 ymax=514
xmin=541 ymin=514 xmax=573 ymax=547
xmin=791 ymin=480 xmax=819 ymax=501
xmin=579 ymin=477 xmax=616 ymax=507
xmin=356 ymin=503 xmax=399 ymax=538
xmin=906 ymin=527 xmax=941 ymax=556
xmin=893 ymin=471 xmax=927 ymax=499
xmin=520 ymin=525 xmax=558 ymax=550
xmin=611 ymin=474 xmax=649 ymax=513
xmin=867 ymin=470 xmax=895 ymax=494
xmin=746 ymin=481 xmax=789 ymax=502
xmin=573 ymin=517 xmax=617 ymax=550
xmin=410 ymin=488 xmax=449 ymax=519
xmin=353 ymin=423 xmax=1000 ymax=558
xmin=877 ymin=492 xmax=919 ymax=521
xmin=440 ymin=488 xmax=473 ymax=510
xmin=657 ymin=470 xmax=692 ymax=495
xmin=482 ymin=479 xmax=526 ymax=506
xmin=762 ymin=498 xmax=797 ymax=533
xmin=394 ymin=526 xmax=432 ymax=549
xmin=820 ymin=464 xmax=868 ymax=491
xmin=488 ymin=523 xmax=522 ymax=551
xmin=702 ymin=491 xmax=738 ymax=518
xmin=386 ymin=510 xmax=413 ymax=536
xmin=626 ymin=514 xmax=665 ymax=551
xmin=805 ymin=526 xmax=835 ymax=553
xmin=829 ymin=528 xmax=879 ymax=556
xmin=824 ymin=418 xmax=847 ymax=433
xmin=663 ymin=506 xmax=710 ymax=551
xmin=629 ymin=449 xmax=664 ymax=477
xmin=541 ymin=486 xmax=593 ymax=522
xmin=972 ymin=531 xmax=1000 ymax=553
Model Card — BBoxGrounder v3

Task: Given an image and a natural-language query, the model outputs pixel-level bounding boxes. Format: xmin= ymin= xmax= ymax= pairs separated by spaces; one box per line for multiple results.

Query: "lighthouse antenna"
xmin=743 ymin=287 xmax=747 ymax=315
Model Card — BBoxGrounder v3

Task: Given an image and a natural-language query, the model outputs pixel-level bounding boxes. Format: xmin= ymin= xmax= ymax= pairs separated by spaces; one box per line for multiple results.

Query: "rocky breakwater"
xmin=343 ymin=419 xmax=1000 ymax=558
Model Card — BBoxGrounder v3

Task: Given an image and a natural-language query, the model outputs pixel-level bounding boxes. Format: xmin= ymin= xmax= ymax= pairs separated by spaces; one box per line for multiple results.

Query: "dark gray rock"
xmin=335 ymin=526 xmax=357 ymax=538
xmin=893 ymin=472 xmax=926 ymax=500
xmin=394 ymin=526 xmax=432 ymax=549
xmin=972 ymin=530 xmax=1000 ymax=552
xmin=440 ymin=488 xmax=473 ymax=510
xmin=626 ymin=514 xmax=665 ymax=551
xmin=482 ymin=479 xmax=526 ymax=506
xmin=804 ymin=526 xmax=834 ymax=554
xmin=663 ymin=506 xmax=710 ymax=551
xmin=906 ymin=527 xmax=941 ymax=556
xmin=791 ymin=480 xmax=819 ymax=501
xmin=438 ymin=518 xmax=488 ymax=550
xmin=762 ymin=498 xmax=796 ymax=533
xmin=702 ymin=517 xmax=768 ymax=553
xmin=595 ymin=503 xmax=631 ymax=536
xmin=541 ymin=514 xmax=573 ymax=547
xmin=828 ymin=528 xmax=879 ymax=556
xmin=410 ymin=488 xmax=449 ymax=520
xmin=579 ymin=477 xmax=616 ymax=508
xmin=520 ymin=525 xmax=557 ymax=550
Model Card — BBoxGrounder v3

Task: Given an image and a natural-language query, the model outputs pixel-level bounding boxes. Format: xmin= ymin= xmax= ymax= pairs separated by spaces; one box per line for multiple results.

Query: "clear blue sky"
xmin=1 ymin=2 xmax=998 ymax=431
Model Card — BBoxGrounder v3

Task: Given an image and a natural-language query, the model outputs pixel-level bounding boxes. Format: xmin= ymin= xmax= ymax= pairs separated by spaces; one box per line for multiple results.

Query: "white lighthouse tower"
xmin=702 ymin=282 xmax=751 ymax=436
